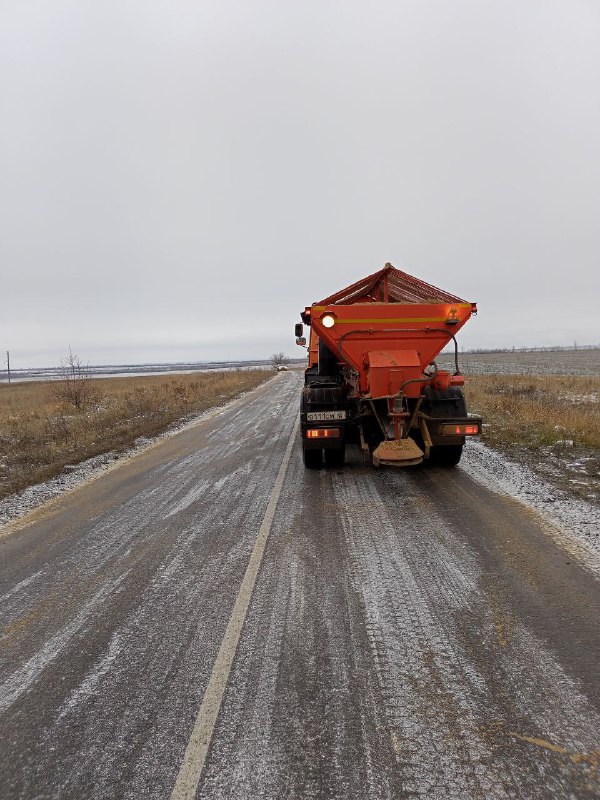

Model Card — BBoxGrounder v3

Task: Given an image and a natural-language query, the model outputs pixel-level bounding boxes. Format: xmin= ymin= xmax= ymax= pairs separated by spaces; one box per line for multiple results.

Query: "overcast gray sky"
xmin=1 ymin=0 xmax=599 ymax=367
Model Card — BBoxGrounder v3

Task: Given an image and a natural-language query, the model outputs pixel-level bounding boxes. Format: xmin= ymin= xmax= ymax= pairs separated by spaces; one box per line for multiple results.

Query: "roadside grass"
xmin=0 ymin=370 xmax=271 ymax=501
xmin=463 ymin=374 xmax=600 ymax=450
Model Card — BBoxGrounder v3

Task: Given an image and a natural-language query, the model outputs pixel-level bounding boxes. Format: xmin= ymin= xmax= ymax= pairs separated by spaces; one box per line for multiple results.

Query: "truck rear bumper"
xmin=420 ymin=414 xmax=482 ymax=445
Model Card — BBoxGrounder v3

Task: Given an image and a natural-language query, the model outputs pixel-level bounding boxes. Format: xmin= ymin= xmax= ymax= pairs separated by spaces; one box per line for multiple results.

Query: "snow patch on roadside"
xmin=461 ymin=440 xmax=600 ymax=573
xmin=0 ymin=377 xmax=276 ymax=531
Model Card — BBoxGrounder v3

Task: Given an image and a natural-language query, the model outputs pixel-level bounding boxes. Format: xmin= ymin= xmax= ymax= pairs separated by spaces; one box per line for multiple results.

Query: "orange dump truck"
xmin=295 ymin=263 xmax=482 ymax=469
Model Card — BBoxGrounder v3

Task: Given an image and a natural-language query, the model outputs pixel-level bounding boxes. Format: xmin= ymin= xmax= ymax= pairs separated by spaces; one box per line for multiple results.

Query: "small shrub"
xmin=51 ymin=349 xmax=102 ymax=411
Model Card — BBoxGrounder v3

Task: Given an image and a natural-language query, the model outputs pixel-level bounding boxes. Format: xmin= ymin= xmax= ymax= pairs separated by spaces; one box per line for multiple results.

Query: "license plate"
xmin=306 ymin=410 xmax=347 ymax=421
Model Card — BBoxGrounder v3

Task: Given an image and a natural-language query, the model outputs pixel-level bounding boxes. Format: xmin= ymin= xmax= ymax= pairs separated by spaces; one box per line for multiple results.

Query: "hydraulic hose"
xmin=419 ymin=329 xmax=461 ymax=375
xmin=336 ymin=327 xmax=461 ymax=376
xmin=377 ymin=361 xmax=439 ymax=402
xmin=398 ymin=360 xmax=439 ymax=395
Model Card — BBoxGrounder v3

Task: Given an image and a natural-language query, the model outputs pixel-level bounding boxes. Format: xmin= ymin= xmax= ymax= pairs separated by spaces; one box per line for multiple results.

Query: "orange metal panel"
xmin=311 ymin=301 xmax=473 ymax=393
xmin=308 ymin=327 xmax=318 ymax=369
xmin=366 ymin=350 xmax=421 ymax=398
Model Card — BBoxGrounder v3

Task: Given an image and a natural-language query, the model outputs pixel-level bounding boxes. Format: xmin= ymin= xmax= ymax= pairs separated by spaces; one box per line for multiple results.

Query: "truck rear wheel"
xmin=324 ymin=446 xmax=345 ymax=468
xmin=431 ymin=444 xmax=463 ymax=467
xmin=303 ymin=445 xmax=322 ymax=469
xmin=421 ymin=386 xmax=466 ymax=468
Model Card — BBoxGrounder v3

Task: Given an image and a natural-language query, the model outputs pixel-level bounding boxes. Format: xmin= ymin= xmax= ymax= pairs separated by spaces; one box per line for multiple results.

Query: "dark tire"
xmin=422 ymin=385 xmax=467 ymax=418
xmin=303 ymin=446 xmax=322 ymax=469
xmin=430 ymin=444 xmax=463 ymax=467
xmin=324 ymin=446 xmax=345 ymax=468
xmin=421 ymin=387 xmax=466 ymax=468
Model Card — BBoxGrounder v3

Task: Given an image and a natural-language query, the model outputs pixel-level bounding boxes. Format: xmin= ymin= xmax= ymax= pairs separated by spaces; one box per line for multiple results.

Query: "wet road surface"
xmin=1 ymin=372 xmax=599 ymax=799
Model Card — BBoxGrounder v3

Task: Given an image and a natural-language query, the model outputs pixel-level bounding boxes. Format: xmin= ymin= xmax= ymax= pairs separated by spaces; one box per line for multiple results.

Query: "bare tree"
xmin=53 ymin=348 xmax=99 ymax=410
xmin=270 ymin=351 xmax=287 ymax=369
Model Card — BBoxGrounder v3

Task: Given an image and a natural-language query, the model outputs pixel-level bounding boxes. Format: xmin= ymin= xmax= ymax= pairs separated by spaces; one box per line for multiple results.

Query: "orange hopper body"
xmin=298 ymin=263 xmax=481 ymax=469
xmin=302 ymin=263 xmax=477 ymax=400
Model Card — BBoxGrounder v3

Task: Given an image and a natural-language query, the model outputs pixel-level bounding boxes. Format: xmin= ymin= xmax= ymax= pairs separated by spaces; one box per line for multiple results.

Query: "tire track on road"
xmin=333 ymin=466 xmax=600 ymax=798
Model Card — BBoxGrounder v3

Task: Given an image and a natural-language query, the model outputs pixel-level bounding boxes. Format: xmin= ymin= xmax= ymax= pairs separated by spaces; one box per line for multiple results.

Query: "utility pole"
xmin=6 ymin=351 xmax=10 ymax=383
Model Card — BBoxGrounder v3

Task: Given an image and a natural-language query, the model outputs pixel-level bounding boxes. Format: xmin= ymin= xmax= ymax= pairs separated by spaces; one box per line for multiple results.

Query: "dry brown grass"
xmin=463 ymin=374 xmax=600 ymax=450
xmin=0 ymin=370 xmax=270 ymax=501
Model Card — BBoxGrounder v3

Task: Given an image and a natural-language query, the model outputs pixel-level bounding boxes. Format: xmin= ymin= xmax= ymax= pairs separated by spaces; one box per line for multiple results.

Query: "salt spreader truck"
xmin=295 ymin=263 xmax=482 ymax=469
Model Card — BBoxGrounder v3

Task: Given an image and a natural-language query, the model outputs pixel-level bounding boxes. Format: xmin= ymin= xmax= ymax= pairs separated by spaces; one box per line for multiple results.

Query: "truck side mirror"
xmin=295 ymin=323 xmax=304 ymax=337
xmin=296 ymin=337 xmax=307 ymax=347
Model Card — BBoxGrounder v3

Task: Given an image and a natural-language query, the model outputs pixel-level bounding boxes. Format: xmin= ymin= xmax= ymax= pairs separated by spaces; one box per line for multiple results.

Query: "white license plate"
xmin=306 ymin=410 xmax=347 ymax=421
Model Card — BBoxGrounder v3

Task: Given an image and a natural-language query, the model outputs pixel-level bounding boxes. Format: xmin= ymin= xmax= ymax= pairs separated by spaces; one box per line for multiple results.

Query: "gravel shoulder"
xmin=485 ymin=440 xmax=600 ymax=507
xmin=461 ymin=440 xmax=600 ymax=576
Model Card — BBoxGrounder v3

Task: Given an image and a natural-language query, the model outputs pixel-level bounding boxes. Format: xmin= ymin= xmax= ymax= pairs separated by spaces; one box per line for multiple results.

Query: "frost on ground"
xmin=438 ymin=347 xmax=600 ymax=377
xmin=461 ymin=440 xmax=600 ymax=573
xmin=0 ymin=383 xmax=273 ymax=530
xmin=0 ymin=450 xmax=122 ymax=528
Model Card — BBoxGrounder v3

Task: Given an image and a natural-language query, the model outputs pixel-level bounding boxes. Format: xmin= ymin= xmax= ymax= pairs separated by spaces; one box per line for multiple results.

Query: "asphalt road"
xmin=1 ymin=372 xmax=599 ymax=799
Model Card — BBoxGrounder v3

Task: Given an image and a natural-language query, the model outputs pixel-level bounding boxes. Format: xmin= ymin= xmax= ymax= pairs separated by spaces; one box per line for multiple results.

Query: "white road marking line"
xmin=169 ymin=414 xmax=300 ymax=800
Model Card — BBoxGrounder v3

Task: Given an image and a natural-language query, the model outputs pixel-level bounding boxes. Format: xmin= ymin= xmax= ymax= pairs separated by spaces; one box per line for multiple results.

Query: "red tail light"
xmin=306 ymin=428 xmax=341 ymax=439
xmin=441 ymin=423 xmax=480 ymax=436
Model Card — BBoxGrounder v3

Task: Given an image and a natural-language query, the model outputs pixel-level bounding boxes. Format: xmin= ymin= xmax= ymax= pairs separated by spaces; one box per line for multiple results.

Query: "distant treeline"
xmin=456 ymin=345 xmax=600 ymax=354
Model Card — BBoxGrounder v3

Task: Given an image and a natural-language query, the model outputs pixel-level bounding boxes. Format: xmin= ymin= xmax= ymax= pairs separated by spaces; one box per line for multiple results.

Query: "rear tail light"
xmin=306 ymin=428 xmax=341 ymax=439
xmin=440 ymin=423 xmax=480 ymax=436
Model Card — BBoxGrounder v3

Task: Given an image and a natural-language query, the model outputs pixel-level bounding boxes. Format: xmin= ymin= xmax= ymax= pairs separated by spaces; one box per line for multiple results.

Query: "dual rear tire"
xmin=421 ymin=386 xmax=467 ymax=468
xmin=302 ymin=444 xmax=346 ymax=469
xmin=428 ymin=444 xmax=463 ymax=468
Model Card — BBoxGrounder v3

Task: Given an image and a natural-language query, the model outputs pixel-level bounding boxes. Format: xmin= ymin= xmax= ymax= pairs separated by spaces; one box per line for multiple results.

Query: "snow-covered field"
xmin=439 ymin=347 xmax=600 ymax=376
